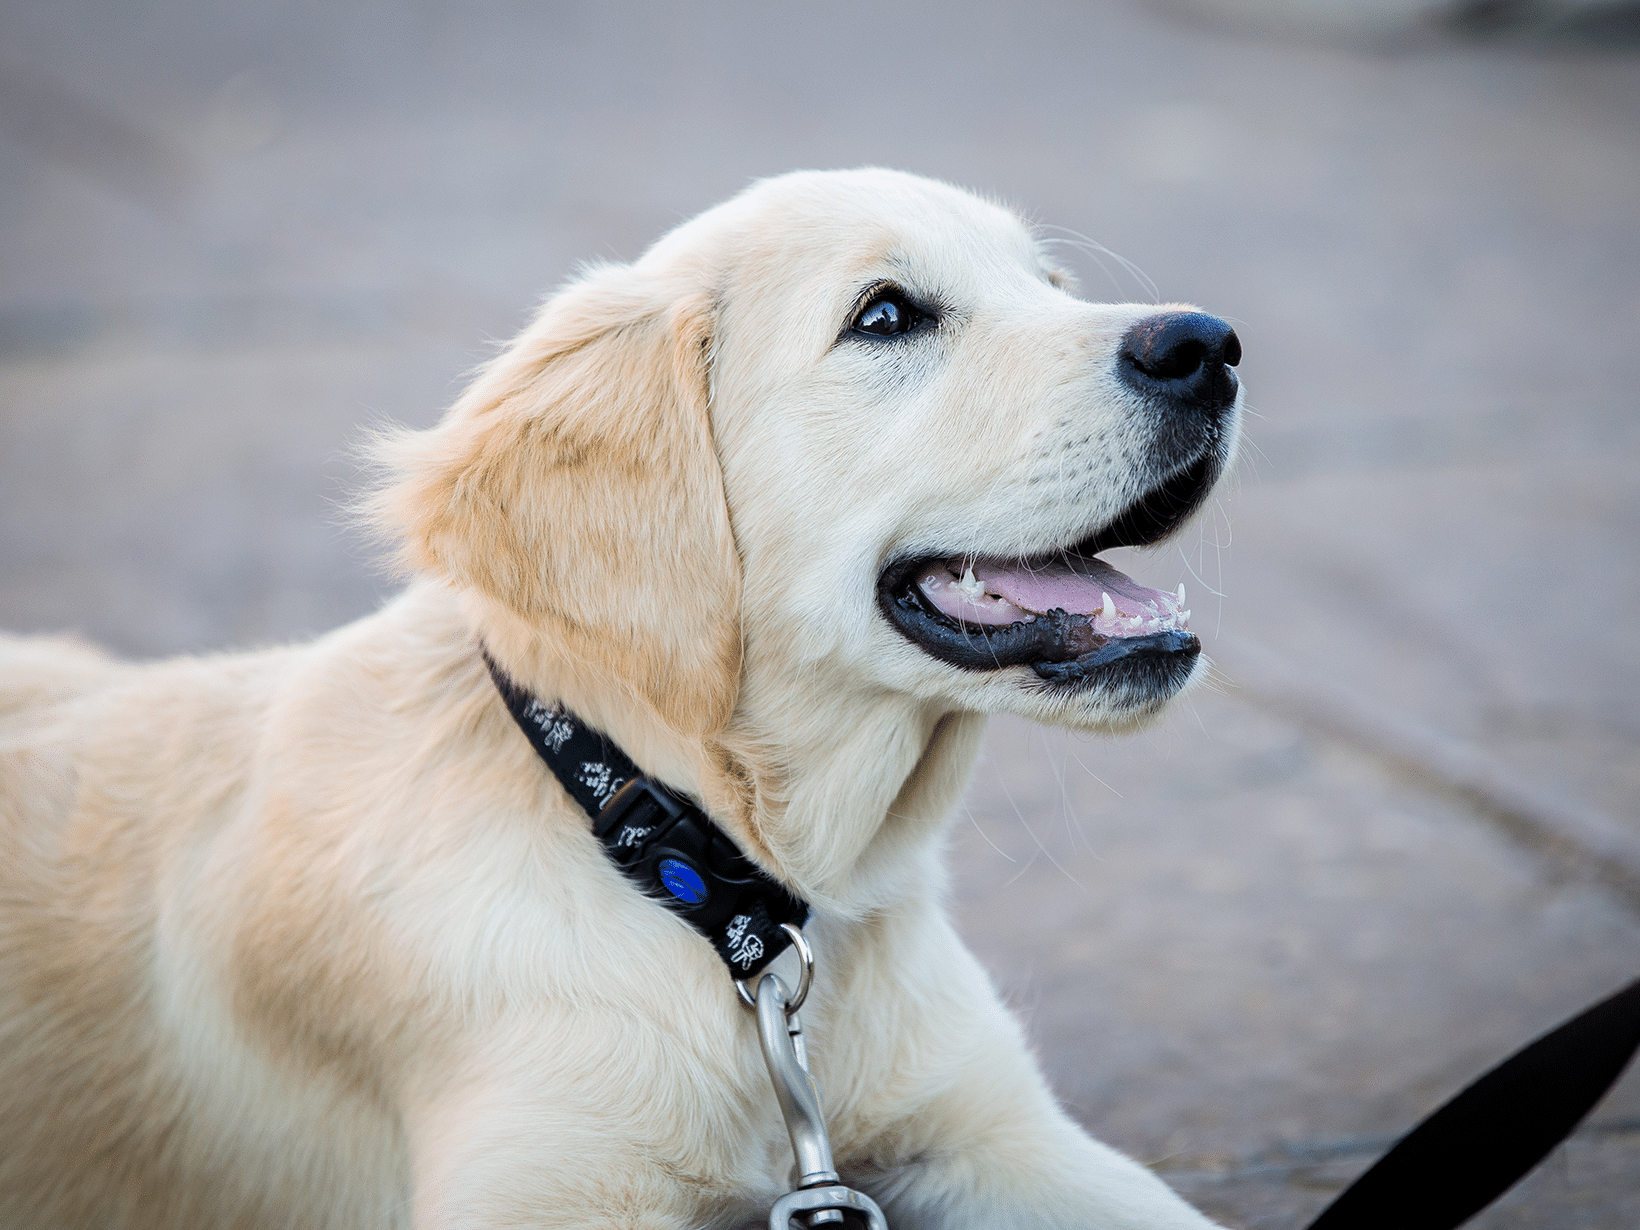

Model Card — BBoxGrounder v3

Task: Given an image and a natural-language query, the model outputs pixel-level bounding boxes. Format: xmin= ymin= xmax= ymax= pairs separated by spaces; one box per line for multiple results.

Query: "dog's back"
xmin=0 ymin=633 xmax=120 ymax=725
xmin=0 ymin=632 xmax=125 ymax=907
xmin=0 ymin=632 xmax=411 ymax=1230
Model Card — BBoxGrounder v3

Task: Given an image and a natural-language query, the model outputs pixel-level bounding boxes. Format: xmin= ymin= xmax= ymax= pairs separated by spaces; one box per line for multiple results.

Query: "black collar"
xmin=483 ymin=652 xmax=807 ymax=978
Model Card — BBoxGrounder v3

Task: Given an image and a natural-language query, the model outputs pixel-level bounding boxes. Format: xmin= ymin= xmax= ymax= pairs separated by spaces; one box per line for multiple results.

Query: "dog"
xmin=0 ymin=168 xmax=1240 ymax=1229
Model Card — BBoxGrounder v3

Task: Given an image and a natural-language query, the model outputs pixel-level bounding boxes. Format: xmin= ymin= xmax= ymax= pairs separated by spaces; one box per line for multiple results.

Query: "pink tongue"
xmin=915 ymin=554 xmax=1188 ymax=635
xmin=974 ymin=556 xmax=1161 ymax=618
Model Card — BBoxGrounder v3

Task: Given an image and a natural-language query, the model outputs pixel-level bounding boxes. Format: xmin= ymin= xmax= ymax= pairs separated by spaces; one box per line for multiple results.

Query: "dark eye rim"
xmin=845 ymin=283 xmax=938 ymax=340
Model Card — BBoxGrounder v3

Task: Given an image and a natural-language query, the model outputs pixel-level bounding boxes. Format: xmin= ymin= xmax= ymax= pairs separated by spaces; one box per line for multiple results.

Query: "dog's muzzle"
xmin=875 ymin=310 xmax=1242 ymax=704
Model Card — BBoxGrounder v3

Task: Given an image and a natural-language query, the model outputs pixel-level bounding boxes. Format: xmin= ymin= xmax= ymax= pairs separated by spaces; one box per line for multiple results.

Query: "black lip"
xmin=1069 ymin=452 xmax=1219 ymax=558
xmin=875 ymin=454 xmax=1217 ymax=694
xmin=1031 ymin=629 xmax=1200 ymax=694
xmin=878 ymin=584 xmax=1113 ymax=671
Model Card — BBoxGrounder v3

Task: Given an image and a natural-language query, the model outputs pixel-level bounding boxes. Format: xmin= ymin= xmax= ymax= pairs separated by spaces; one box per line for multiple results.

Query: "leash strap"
xmin=483 ymin=652 xmax=808 ymax=978
xmin=1306 ymin=974 xmax=1640 ymax=1230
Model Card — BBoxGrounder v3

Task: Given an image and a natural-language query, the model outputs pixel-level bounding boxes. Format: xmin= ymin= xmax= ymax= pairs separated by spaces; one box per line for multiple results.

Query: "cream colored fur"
xmin=0 ymin=169 xmax=1230 ymax=1229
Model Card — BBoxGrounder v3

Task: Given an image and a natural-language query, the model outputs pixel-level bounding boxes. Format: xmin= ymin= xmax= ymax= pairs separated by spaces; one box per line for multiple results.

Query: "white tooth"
xmin=1177 ymin=583 xmax=1187 ymax=607
xmin=955 ymin=567 xmax=986 ymax=602
xmin=1182 ymin=609 xmax=1191 ymax=625
xmin=1101 ymin=592 xmax=1115 ymax=619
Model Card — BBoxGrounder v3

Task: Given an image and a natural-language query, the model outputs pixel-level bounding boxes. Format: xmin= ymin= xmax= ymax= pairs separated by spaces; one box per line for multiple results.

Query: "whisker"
xmin=961 ymin=793 xmax=1016 ymax=862
xmin=1038 ymin=226 xmax=1160 ymax=303
xmin=1176 ymin=540 xmax=1228 ymax=600
xmin=994 ymin=724 xmax=1086 ymax=891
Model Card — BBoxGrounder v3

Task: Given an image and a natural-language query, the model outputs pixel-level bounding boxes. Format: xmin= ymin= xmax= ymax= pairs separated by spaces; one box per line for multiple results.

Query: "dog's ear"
xmin=377 ymin=266 xmax=741 ymax=737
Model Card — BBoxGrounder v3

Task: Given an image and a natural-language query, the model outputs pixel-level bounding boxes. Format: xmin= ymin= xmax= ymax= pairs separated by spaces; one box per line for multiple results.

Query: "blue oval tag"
xmin=658 ymin=857 xmax=709 ymax=906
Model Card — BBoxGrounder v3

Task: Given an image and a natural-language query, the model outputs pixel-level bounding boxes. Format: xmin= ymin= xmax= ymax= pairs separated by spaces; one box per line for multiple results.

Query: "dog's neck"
xmin=460 ymin=584 xmax=988 ymax=918
xmin=718 ymin=677 xmax=988 ymax=916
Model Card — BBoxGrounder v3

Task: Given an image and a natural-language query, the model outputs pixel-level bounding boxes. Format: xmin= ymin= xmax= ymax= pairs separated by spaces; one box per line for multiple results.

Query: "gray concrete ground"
xmin=3 ymin=1 xmax=1639 ymax=1225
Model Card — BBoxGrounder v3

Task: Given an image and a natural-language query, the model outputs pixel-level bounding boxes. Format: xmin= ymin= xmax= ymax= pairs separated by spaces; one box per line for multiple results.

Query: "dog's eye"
xmin=852 ymin=289 xmax=927 ymax=338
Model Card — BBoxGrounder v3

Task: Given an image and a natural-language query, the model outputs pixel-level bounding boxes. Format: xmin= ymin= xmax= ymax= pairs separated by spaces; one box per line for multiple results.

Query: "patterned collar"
xmin=482 ymin=651 xmax=807 ymax=978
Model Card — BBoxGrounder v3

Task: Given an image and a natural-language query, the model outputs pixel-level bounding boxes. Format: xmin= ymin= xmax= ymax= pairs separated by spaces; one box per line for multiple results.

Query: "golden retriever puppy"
xmin=0 ymin=169 xmax=1240 ymax=1229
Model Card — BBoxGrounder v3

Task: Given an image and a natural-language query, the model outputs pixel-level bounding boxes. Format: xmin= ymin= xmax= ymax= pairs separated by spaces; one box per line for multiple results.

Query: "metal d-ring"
xmin=736 ymin=922 xmax=813 ymax=1013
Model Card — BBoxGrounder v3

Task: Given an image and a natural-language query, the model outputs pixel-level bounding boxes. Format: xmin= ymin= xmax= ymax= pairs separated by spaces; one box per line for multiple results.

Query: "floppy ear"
xmin=377 ymin=266 xmax=741 ymax=737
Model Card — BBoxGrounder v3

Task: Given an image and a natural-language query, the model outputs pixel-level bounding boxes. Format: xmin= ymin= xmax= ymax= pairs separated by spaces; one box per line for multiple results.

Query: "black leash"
xmin=1305 ymin=974 xmax=1640 ymax=1229
xmin=483 ymin=651 xmax=807 ymax=979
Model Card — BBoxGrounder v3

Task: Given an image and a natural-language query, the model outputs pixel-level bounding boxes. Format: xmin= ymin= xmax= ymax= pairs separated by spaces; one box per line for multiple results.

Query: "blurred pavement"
xmin=2 ymin=2 xmax=1638 ymax=1226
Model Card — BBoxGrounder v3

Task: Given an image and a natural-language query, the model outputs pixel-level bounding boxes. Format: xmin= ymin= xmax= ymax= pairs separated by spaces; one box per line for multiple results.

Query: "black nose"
xmin=1117 ymin=312 xmax=1241 ymax=411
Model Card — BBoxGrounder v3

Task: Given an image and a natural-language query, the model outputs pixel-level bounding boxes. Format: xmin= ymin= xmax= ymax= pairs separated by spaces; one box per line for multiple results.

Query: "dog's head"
xmin=378 ymin=169 xmax=1239 ymax=746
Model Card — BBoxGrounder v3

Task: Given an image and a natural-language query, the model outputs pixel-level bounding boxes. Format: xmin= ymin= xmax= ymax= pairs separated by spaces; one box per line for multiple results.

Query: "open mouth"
xmin=876 ymin=456 xmax=1216 ymax=692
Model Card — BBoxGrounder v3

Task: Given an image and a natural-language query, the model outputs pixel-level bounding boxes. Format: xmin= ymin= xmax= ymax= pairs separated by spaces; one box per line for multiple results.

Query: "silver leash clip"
xmin=741 ymin=926 xmax=888 ymax=1230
